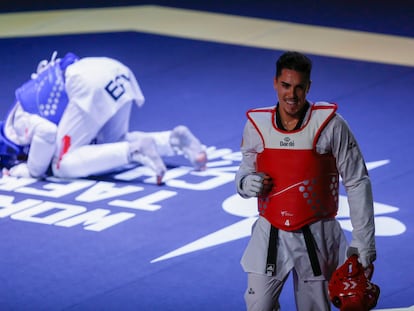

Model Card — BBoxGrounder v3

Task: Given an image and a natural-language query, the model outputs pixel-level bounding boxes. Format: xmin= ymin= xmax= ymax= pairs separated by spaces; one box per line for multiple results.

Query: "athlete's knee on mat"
xmin=52 ymin=156 xmax=83 ymax=178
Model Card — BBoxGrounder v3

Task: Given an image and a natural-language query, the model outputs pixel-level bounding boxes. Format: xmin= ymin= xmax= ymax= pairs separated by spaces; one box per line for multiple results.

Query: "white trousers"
xmin=241 ymin=217 xmax=348 ymax=311
xmin=52 ymin=102 xmax=175 ymax=178
xmin=245 ymin=272 xmax=331 ymax=311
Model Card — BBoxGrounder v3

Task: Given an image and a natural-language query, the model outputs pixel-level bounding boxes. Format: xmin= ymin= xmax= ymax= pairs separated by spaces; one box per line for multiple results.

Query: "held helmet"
xmin=328 ymin=254 xmax=380 ymax=311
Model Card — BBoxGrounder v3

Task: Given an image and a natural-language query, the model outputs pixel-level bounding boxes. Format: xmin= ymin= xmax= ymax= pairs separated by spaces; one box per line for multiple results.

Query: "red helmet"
xmin=328 ymin=254 xmax=380 ymax=311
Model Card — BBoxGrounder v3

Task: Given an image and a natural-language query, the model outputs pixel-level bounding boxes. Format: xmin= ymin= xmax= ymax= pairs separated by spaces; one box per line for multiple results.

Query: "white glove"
xmin=347 ymin=246 xmax=376 ymax=268
xmin=241 ymin=173 xmax=264 ymax=197
xmin=359 ymin=250 xmax=377 ymax=269
xmin=7 ymin=163 xmax=32 ymax=178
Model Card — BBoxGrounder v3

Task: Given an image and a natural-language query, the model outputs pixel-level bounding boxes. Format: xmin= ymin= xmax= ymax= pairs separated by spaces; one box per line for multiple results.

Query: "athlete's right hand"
xmin=6 ymin=163 xmax=31 ymax=178
xmin=241 ymin=173 xmax=273 ymax=197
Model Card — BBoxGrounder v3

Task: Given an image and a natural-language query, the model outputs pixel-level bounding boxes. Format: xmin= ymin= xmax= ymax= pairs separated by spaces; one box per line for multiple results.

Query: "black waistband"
xmin=302 ymin=225 xmax=322 ymax=276
xmin=265 ymin=224 xmax=322 ymax=277
xmin=266 ymin=225 xmax=279 ymax=276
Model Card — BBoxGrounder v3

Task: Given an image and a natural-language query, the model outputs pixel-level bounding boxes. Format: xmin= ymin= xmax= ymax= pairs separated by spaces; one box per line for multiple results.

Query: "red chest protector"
xmin=247 ymin=102 xmax=339 ymax=231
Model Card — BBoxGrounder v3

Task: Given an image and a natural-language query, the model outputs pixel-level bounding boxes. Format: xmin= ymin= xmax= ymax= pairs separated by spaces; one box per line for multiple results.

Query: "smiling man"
xmin=235 ymin=51 xmax=377 ymax=311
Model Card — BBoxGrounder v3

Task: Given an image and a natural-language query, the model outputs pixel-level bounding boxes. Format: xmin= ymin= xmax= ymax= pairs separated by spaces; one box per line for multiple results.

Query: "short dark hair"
xmin=276 ymin=51 xmax=312 ymax=80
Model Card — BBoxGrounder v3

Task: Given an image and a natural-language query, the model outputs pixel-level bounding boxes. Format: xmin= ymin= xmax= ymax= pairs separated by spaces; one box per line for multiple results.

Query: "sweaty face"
xmin=274 ymin=69 xmax=311 ymax=120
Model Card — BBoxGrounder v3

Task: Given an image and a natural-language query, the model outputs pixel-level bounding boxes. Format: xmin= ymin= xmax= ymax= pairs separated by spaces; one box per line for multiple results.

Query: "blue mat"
xmin=0 ymin=25 xmax=413 ymax=311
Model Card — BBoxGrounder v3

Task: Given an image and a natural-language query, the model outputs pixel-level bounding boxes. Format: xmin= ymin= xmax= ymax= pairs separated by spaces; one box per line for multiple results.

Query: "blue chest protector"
xmin=15 ymin=52 xmax=79 ymax=125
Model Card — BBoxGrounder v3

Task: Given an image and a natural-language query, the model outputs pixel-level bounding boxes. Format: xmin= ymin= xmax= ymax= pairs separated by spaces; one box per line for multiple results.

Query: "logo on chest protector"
xmin=280 ymin=136 xmax=295 ymax=147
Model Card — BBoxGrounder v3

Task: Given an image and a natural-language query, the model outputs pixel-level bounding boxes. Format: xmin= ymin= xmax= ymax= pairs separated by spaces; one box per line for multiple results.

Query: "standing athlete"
xmin=235 ymin=51 xmax=376 ymax=310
